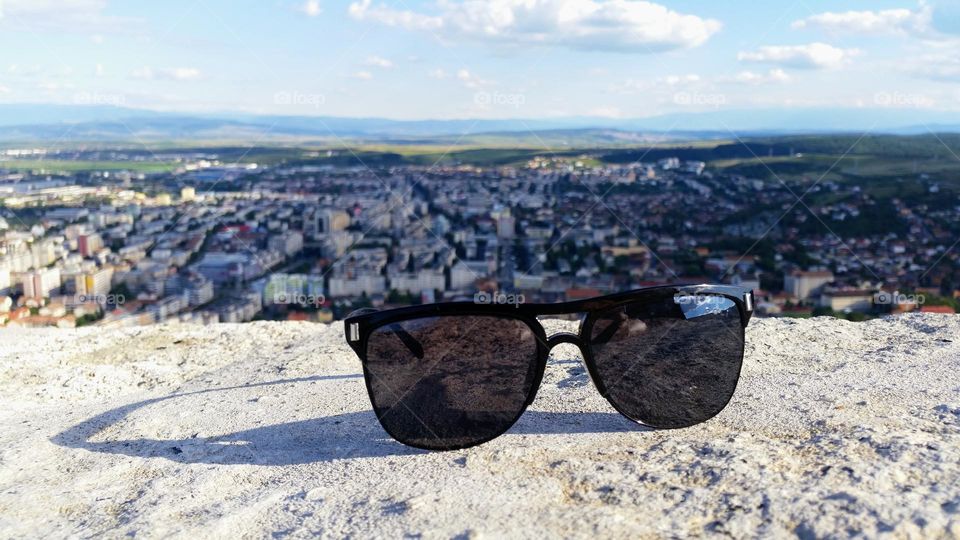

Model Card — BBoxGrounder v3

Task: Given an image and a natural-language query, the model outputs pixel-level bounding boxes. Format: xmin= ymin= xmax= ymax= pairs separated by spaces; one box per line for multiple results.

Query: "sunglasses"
xmin=344 ymin=284 xmax=754 ymax=450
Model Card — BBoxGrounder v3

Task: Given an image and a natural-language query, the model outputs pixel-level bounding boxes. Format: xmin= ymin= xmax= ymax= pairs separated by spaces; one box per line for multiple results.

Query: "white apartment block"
xmin=389 ymin=270 xmax=446 ymax=295
xmin=328 ymin=274 xmax=387 ymax=298
xmin=785 ymin=271 xmax=835 ymax=301
xmin=23 ymin=268 xmax=62 ymax=298
xmin=75 ymin=267 xmax=115 ymax=298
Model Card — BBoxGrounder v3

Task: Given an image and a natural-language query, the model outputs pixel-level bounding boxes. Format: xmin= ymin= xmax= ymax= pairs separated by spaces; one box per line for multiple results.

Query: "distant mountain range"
xmin=1 ymin=104 xmax=959 ymax=144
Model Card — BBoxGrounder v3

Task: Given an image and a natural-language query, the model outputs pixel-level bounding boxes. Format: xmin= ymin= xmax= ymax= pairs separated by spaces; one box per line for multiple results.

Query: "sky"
xmin=1 ymin=0 xmax=959 ymax=120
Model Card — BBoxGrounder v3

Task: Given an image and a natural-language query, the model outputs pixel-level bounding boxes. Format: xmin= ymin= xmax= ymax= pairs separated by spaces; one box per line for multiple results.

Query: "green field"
xmin=711 ymin=153 xmax=960 ymax=193
xmin=4 ymin=135 xmax=960 ymax=186
xmin=0 ymin=159 xmax=179 ymax=174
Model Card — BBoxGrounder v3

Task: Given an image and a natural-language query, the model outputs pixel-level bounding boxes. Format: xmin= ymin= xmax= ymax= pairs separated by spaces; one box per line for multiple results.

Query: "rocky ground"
xmin=0 ymin=314 xmax=958 ymax=538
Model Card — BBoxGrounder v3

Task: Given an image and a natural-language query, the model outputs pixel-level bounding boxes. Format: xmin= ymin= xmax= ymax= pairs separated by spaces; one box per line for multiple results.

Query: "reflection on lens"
xmin=365 ymin=316 xmax=539 ymax=449
xmin=587 ymin=295 xmax=744 ymax=429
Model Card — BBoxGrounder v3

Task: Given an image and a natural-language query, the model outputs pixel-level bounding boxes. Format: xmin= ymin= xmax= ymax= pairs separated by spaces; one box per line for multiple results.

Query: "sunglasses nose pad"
xmin=543 ymin=331 xmax=603 ymax=393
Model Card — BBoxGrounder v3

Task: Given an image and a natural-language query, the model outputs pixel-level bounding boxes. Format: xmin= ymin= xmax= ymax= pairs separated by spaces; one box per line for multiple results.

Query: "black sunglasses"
xmin=344 ymin=284 xmax=755 ymax=450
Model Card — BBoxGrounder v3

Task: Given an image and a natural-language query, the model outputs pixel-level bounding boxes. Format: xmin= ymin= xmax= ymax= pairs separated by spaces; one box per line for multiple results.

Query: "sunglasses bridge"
xmin=545 ymin=330 xmax=588 ymax=352
xmin=533 ymin=330 xmax=606 ymax=405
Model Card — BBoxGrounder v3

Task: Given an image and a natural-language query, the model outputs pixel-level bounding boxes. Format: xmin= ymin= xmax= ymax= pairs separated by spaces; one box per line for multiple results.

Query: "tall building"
xmin=78 ymin=233 xmax=104 ymax=258
xmin=75 ymin=267 xmax=114 ymax=298
xmin=181 ymin=187 xmax=196 ymax=202
xmin=785 ymin=271 xmax=835 ymax=301
xmin=328 ymin=274 xmax=386 ymax=297
xmin=166 ymin=273 xmax=215 ymax=307
xmin=497 ymin=214 xmax=516 ymax=239
xmin=31 ymin=240 xmax=58 ymax=268
xmin=268 ymin=232 xmax=304 ymax=257
xmin=23 ymin=268 xmax=62 ymax=299
xmin=389 ymin=270 xmax=446 ymax=295
xmin=321 ymin=209 xmax=351 ymax=233
xmin=186 ymin=277 xmax=214 ymax=307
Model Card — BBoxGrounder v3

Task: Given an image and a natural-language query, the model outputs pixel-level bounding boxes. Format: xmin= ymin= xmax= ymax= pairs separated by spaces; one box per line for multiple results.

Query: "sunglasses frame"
xmin=344 ymin=284 xmax=755 ymax=450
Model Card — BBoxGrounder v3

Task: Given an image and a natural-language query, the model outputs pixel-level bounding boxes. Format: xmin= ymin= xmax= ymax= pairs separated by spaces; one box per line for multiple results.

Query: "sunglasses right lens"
xmin=364 ymin=315 xmax=540 ymax=450
xmin=587 ymin=294 xmax=745 ymax=429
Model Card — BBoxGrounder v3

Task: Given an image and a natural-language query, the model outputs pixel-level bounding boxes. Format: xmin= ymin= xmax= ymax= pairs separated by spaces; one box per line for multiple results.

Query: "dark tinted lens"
xmin=587 ymin=294 xmax=744 ymax=428
xmin=364 ymin=316 xmax=540 ymax=449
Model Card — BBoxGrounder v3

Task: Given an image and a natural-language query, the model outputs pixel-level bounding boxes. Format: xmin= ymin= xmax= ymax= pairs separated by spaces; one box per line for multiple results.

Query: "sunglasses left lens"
xmin=364 ymin=315 xmax=540 ymax=450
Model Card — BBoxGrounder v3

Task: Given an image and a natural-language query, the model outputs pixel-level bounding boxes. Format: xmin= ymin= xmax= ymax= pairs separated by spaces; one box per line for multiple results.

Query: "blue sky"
xmin=0 ymin=0 xmax=959 ymax=119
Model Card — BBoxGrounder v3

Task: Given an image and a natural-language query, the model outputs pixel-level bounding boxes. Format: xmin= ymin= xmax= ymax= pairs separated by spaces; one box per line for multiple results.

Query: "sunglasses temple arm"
xmin=591 ymin=318 xmax=623 ymax=345
xmin=387 ymin=324 xmax=425 ymax=360
xmin=345 ymin=309 xmax=425 ymax=359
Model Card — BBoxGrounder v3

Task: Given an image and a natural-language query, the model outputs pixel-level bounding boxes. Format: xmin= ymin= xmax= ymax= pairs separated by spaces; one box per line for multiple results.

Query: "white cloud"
xmin=348 ymin=0 xmax=442 ymax=30
xmin=738 ymin=43 xmax=860 ymax=70
xmin=904 ymin=44 xmax=960 ymax=81
xmin=351 ymin=70 xmax=373 ymax=80
xmin=0 ymin=0 xmax=140 ymax=33
xmin=792 ymin=6 xmax=930 ymax=35
xmin=364 ymin=55 xmax=393 ymax=69
xmin=588 ymin=106 xmax=623 ymax=118
xmin=7 ymin=64 xmax=41 ymax=76
xmin=428 ymin=68 xmax=448 ymax=79
xmin=457 ymin=69 xmax=490 ymax=89
xmin=95 ymin=63 xmax=105 ymax=77
xmin=300 ymin=0 xmax=322 ymax=17
xmin=131 ymin=67 xmax=202 ymax=81
xmin=609 ymin=74 xmax=700 ymax=95
xmin=131 ymin=67 xmax=154 ymax=80
xmin=37 ymin=81 xmax=75 ymax=92
xmin=662 ymin=74 xmax=700 ymax=86
xmin=0 ymin=85 xmax=11 ymax=94
xmin=164 ymin=67 xmax=201 ymax=81
xmin=729 ymin=69 xmax=791 ymax=85
xmin=347 ymin=0 xmax=721 ymax=52
xmin=607 ymin=78 xmax=647 ymax=95
xmin=784 ymin=10 xmax=960 ymax=102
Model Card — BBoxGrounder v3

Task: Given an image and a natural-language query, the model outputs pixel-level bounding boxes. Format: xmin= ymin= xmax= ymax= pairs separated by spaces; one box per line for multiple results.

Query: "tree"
xmin=811 ymin=306 xmax=836 ymax=318
xmin=110 ymin=283 xmax=134 ymax=303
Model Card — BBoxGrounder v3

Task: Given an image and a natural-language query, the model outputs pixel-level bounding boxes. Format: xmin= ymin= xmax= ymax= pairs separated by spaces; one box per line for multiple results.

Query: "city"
xmin=1 ymin=140 xmax=957 ymax=329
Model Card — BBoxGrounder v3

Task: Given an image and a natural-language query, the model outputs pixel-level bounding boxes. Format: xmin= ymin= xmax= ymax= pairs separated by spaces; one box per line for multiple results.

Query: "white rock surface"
xmin=0 ymin=315 xmax=958 ymax=538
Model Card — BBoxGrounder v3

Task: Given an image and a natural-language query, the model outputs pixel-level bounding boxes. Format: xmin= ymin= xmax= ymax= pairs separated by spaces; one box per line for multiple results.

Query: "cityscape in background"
xmin=1 ymin=136 xmax=958 ymax=329
xmin=1 ymin=0 xmax=960 ymax=328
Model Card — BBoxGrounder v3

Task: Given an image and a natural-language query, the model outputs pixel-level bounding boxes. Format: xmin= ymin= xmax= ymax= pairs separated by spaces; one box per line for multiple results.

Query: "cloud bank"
xmin=738 ymin=43 xmax=860 ymax=70
xmin=347 ymin=0 xmax=721 ymax=52
xmin=792 ymin=6 xmax=930 ymax=35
